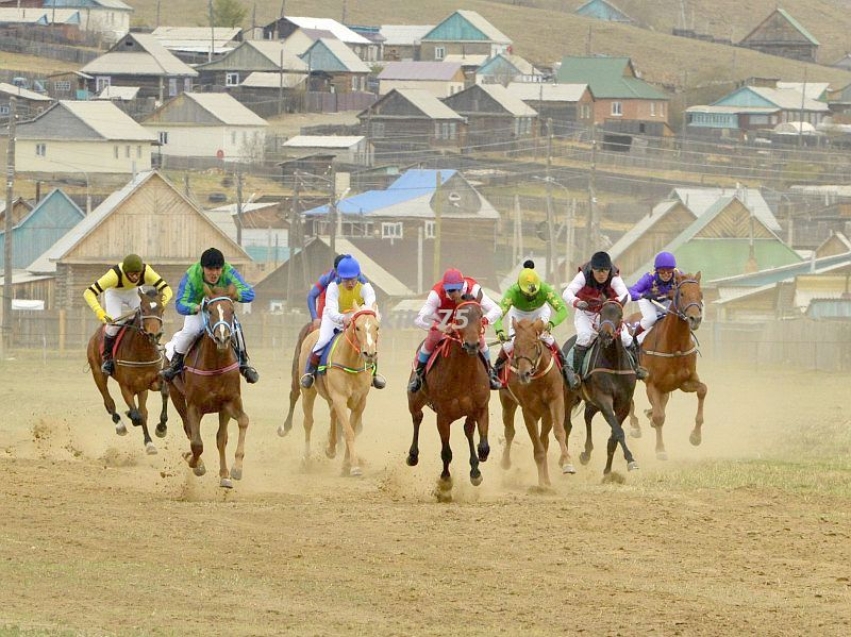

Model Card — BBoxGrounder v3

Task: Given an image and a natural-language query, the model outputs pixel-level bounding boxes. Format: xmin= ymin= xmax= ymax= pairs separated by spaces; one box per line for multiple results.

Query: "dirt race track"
xmin=2 ymin=341 xmax=851 ymax=637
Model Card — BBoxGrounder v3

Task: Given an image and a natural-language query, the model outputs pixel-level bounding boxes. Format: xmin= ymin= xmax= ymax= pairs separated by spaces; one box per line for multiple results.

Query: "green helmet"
xmin=122 ymin=253 xmax=143 ymax=273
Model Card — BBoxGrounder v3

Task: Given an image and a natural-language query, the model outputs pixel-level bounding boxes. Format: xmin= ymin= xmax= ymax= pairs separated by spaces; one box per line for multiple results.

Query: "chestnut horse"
xmin=406 ymin=294 xmax=491 ymax=500
xmin=499 ymin=317 xmax=575 ymax=488
xmin=296 ymin=304 xmax=381 ymax=476
xmin=277 ymin=320 xmax=315 ymax=438
xmin=562 ymin=297 xmax=639 ymax=475
xmin=167 ymin=285 xmax=249 ymax=488
xmin=86 ymin=287 xmax=168 ymax=454
xmin=628 ymin=271 xmax=706 ymax=460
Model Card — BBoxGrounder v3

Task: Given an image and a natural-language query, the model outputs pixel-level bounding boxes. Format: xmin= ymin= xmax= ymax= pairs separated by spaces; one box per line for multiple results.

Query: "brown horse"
xmin=167 ymin=284 xmax=249 ymax=488
xmin=296 ymin=304 xmax=381 ymax=476
xmin=277 ymin=320 xmax=315 ymax=438
xmin=628 ymin=271 xmax=706 ymax=460
xmin=499 ymin=317 xmax=575 ymax=488
xmin=406 ymin=295 xmax=491 ymax=500
xmin=563 ymin=297 xmax=639 ymax=475
xmin=87 ymin=287 xmax=168 ymax=454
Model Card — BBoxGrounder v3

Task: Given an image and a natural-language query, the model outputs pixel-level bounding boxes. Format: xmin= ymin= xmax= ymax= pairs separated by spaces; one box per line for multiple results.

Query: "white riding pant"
xmin=574 ymin=309 xmax=633 ymax=348
xmin=165 ymin=313 xmax=203 ymax=356
xmin=501 ymin=306 xmax=554 ymax=355
xmin=311 ymin=315 xmax=343 ymax=354
xmin=636 ymin=298 xmax=671 ymax=345
xmin=103 ymin=287 xmax=141 ymax=337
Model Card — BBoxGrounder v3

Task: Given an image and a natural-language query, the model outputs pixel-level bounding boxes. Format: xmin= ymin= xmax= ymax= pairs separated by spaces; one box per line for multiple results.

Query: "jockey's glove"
xmin=96 ymin=309 xmax=112 ymax=324
xmin=575 ymin=300 xmax=589 ymax=311
xmin=546 ymin=321 xmax=555 ymax=333
xmin=496 ymin=330 xmax=509 ymax=343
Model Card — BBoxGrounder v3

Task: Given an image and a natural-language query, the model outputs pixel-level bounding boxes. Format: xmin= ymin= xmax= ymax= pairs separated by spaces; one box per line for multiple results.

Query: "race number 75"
xmin=434 ymin=308 xmax=469 ymax=329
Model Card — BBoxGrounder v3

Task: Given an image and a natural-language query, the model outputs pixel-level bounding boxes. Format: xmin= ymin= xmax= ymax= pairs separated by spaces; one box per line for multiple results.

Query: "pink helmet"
xmin=442 ymin=268 xmax=464 ymax=291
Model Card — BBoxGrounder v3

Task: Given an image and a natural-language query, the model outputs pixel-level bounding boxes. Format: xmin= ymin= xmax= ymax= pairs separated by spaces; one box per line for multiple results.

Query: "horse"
xmin=499 ymin=317 xmax=575 ymax=489
xmin=562 ymin=297 xmax=639 ymax=475
xmin=627 ymin=271 xmax=707 ymax=460
xmin=277 ymin=320 xmax=315 ymax=438
xmin=166 ymin=284 xmax=249 ymax=488
xmin=296 ymin=304 xmax=381 ymax=476
xmin=86 ymin=287 xmax=168 ymax=455
xmin=406 ymin=294 xmax=491 ymax=500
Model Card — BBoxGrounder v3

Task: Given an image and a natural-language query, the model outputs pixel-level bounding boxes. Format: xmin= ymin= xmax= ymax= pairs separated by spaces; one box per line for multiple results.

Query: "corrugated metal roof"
xmin=392 ymin=88 xmax=465 ymax=120
xmin=182 ymin=93 xmax=268 ymax=127
xmin=95 ymin=85 xmax=139 ymax=100
xmin=46 ymin=0 xmax=133 ymax=9
xmin=671 ymin=187 xmax=781 ymax=233
xmin=151 ymin=26 xmax=240 ymax=51
xmin=379 ymin=61 xmax=462 ymax=81
xmin=285 ymin=17 xmax=370 ymax=45
xmin=480 ymin=53 xmax=538 ymax=76
xmin=18 ymin=101 xmax=157 ymax=141
xmin=0 ymin=82 xmax=52 ymax=101
xmin=379 ymin=24 xmax=433 ymax=46
xmin=82 ymin=33 xmax=198 ymax=77
xmin=301 ymin=38 xmax=371 ymax=73
xmin=240 ymin=72 xmax=306 ymax=89
xmin=442 ymin=53 xmax=489 ymax=67
xmin=423 ymin=10 xmax=511 ymax=44
xmin=556 ymin=56 xmax=669 ymax=100
xmin=477 ymin=84 xmax=538 ymax=116
xmin=283 ymin=135 xmax=365 ymax=148
xmin=505 ymin=82 xmax=589 ymax=102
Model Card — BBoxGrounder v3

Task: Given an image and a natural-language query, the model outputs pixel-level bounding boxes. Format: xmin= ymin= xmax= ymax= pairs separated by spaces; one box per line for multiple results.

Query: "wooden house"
xmin=281 ymin=135 xmax=372 ymax=167
xmin=26 ymin=170 xmax=251 ymax=312
xmin=418 ymin=10 xmax=511 ymax=62
xmin=575 ymin=0 xmax=634 ymax=24
xmin=263 ymin=16 xmax=375 ymax=62
xmin=441 ymin=83 xmax=537 ymax=151
xmin=357 ymin=88 xmax=466 ymax=153
xmin=141 ymin=92 xmax=268 ymax=163
xmin=378 ymin=61 xmax=465 ymax=98
xmin=191 ymin=40 xmax=308 ymax=91
xmin=379 ymin=24 xmax=433 ymax=62
xmin=739 ymin=8 xmax=819 ymax=63
xmin=301 ymin=169 xmax=501 ymax=292
xmin=1 ymin=1 xmax=132 ymax=43
xmin=476 ymin=54 xmax=543 ymax=85
xmin=0 ymin=82 xmax=52 ymax=120
xmin=150 ymin=26 xmax=243 ymax=65
xmin=14 ymin=100 xmax=157 ymax=175
xmin=299 ymin=38 xmax=371 ymax=94
xmin=505 ymin=82 xmax=593 ymax=135
xmin=0 ymin=189 xmax=85 ymax=270
xmin=0 ymin=197 xmax=35 ymax=231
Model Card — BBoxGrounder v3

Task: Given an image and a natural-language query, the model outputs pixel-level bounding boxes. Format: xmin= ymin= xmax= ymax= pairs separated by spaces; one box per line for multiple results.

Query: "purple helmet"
xmin=654 ymin=251 xmax=676 ymax=270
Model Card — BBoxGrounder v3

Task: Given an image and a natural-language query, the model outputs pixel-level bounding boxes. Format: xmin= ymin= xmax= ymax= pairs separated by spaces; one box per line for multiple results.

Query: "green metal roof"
xmin=555 ymin=56 xmax=668 ymax=100
xmin=777 ymin=8 xmax=820 ymax=46
xmin=676 ymin=239 xmax=802 ymax=282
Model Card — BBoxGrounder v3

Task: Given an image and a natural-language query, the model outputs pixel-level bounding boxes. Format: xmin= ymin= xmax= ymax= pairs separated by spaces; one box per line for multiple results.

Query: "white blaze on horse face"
xmin=364 ymin=317 xmax=375 ymax=350
xmin=216 ymin=304 xmax=227 ymax=340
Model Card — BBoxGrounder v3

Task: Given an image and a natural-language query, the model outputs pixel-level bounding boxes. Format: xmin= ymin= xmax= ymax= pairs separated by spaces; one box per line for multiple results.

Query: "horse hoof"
xmin=630 ymin=427 xmax=642 ymax=439
xmin=500 ymin=458 xmax=511 ymax=471
xmin=220 ymin=477 xmax=233 ymax=489
xmin=193 ymin=464 xmax=206 ymax=477
xmin=231 ymin=468 xmax=242 ymax=481
xmin=349 ymin=466 xmax=363 ymax=477
xmin=155 ymin=424 xmax=167 ymax=439
xmin=115 ymin=423 xmax=128 ymax=436
xmin=562 ymin=463 xmax=576 ymax=474
xmin=579 ymin=451 xmax=590 ymax=465
xmin=470 ymin=473 xmax=483 ymax=487
xmin=656 ymin=451 xmax=668 ymax=461
xmin=276 ymin=424 xmax=289 ymax=438
xmin=325 ymin=448 xmax=336 ymax=460
xmin=406 ymin=454 xmax=418 ymax=467
xmin=627 ymin=461 xmax=639 ymax=471
xmin=690 ymin=431 xmax=702 ymax=446
xmin=145 ymin=442 xmax=157 ymax=455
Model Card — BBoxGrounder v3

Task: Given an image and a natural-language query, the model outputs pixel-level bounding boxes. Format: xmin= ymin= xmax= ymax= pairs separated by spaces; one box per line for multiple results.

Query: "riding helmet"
xmin=200 ymin=247 xmax=225 ymax=268
xmin=654 ymin=251 xmax=677 ymax=270
xmin=518 ymin=268 xmax=541 ymax=297
xmin=442 ymin=268 xmax=465 ymax=291
xmin=336 ymin=256 xmax=361 ymax=279
xmin=122 ymin=253 xmax=143 ymax=273
xmin=590 ymin=251 xmax=613 ymax=271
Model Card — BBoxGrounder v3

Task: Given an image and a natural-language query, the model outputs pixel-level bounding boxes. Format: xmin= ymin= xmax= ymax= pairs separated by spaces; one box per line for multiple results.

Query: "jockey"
xmin=629 ymin=251 xmax=679 ymax=345
xmin=492 ymin=260 xmax=578 ymax=388
xmin=160 ymin=247 xmax=259 ymax=384
xmin=408 ymin=267 xmax=502 ymax=393
xmin=307 ymin=254 xmax=367 ymax=330
xmin=300 ymin=255 xmax=386 ymax=390
xmin=562 ymin=251 xmax=647 ymax=384
xmin=83 ymin=253 xmax=173 ymax=375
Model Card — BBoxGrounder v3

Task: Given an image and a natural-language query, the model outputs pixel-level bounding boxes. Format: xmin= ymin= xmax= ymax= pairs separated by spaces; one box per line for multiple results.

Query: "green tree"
xmin=212 ymin=0 xmax=248 ymax=28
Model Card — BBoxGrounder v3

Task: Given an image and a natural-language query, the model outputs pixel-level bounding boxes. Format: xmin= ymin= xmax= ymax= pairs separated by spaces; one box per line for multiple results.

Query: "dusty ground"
xmin=2 ymin=339 xmax=851 ymax=637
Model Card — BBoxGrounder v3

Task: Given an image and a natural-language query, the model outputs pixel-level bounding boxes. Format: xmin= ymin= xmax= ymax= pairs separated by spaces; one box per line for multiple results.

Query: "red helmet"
xmin=442 ymin=268 xmax=464 ymax=291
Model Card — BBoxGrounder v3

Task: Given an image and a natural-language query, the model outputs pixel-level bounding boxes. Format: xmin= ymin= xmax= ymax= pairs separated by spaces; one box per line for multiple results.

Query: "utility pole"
xmin=287 ymin=171 xmax=299 ymax=310
xmin=545 ymin=119 xmax=555 ymax=281
xmin=3 ymin=97 xmax=16 ymax=356
xmin=278 ymin=47 xmax=284 ymax=116
xmin=207 ymin=0 xmax=215 ymax=64
xmin=587 ymin=125 xmax=598 ymax=255
xmin=235 ymin=166 xmax=243 ymax=246
xmin=329 ymin=166 xmax=337 ymax=254
xmin=432 ymin=171 xmax=442 ymax=282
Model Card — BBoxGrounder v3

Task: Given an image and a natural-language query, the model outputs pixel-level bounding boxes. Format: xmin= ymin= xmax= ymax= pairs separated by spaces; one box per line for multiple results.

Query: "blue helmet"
xmin=336 ymin=256 xmax=361 ymax=279
xmin=654 ymin=251 xmax=677 ymax=270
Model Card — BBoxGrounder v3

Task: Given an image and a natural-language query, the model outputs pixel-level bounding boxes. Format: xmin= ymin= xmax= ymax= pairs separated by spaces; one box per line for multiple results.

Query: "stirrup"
xmin=407 ymin=374 xmax=423 ymax=393
xmin=489 ymin=372 xmax=502 ymax=390
xmin=635 ymin=366 xmax=649 ymax=381
xmin=372 ymin=374 xmax=386 ymax=389
xmin=300 ymin=372 xmax=315 ymax=388
xmin=101 ymin=359 xmax=114 ymax=375
xmin=241 ymin=365 xmax=260 ymax=384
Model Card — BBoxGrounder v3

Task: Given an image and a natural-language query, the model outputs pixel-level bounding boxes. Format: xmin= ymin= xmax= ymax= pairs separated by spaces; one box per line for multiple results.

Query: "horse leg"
xmin=345 ymin=397 xmax=368 ymax=477
xmin=216 ymin=411 xmax=233 ymax=489
xmin=182 ymin=405 xmax=205 ymax=477
xmin=628 ymin=398 xmax=642 ymax=439
xmin=226 ymin=400 xmax=249 ymax=482
xmin=331 ymin=396 xmax=360 ymax=477
xmin=476 ymin=405 xmax=490 ymax=463
xmin=499 ymin=396 xmax=517 ymax=470
xmin=278 ymin=375 xmax=301 ymax=438
xmin=682 ymin=377 xmax=708 ymax=447
xmin=300 ymin=389 xmax=317 ymax=465
xmin=325 ymin=404 xmax=339 ymax=460
xmin=118 ymin=384 xmax=156 ymax=455
xmin=91 ymin=366 xmax=127 ymax=436
xmin=579 ymin=404 xmax=596 ymax=465
xmin=155 ymin=382 xmax=168 ymax=439
xmin=600 ymin=400 xmax=637 ymax=475
xmin=463 ymin=416 xmax=482 ymax=487
xmin=436 ymin=414 xmax=454 ymax=497
xmin=550 ymin=390 xmax=574 ymax=475
xmin=646 ymin=385 xmax=671 ymax=460
xmin=406 ymin=398 xmax=424 ymax=467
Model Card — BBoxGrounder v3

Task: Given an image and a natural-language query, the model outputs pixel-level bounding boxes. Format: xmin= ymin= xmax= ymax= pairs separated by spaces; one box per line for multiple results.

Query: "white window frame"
xmin=611 ymin=101 xmax=623 ymax=116
xmin=158 ymin=131 xmax=168 ymax=145
xmin=381 ymin=222 xmax=403 ymax=239
xmin=225 ymin=72 xmax=240 ymax=87
xmin=424 ymin=220 xmax=436 ymax=239
xmin=35 ymin=143 xmax=46 ymax=156
xmin=435 ymin=46 xmax=446 ymax=61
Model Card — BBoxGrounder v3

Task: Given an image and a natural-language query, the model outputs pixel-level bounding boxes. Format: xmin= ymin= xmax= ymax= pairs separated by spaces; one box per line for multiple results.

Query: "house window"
xmin=231 ymin=131 xmax=237 ymax=144
xmin=54 ymin=80 xmax=71 ymax=92
xmin=381 ymin=222 xmax=403 ymax=239
xmin=611 ymin=102 xmax=623 ymax=116
xmin=435 ymin=122 xmax=457 ymax=140
xmin=96 ymin=76 xmax=111 ymax=92
xmin=425 ymin=221 xmax=435 ymax=239
xmin=159 ymin=131 xmax=168 ymax=145
xmin=35 ymin=143 xmax=46 ymax=156
xmin=168 ymin=78 xmax=178 ymax=97
xmin=114 ymin=145 xmax=119 ymax=159
xmin=0 ymin=105 xmax=8 ymax=116
xmin=136 ymin=145 xmax=142 ymax=158
xmin=650 ymin=102 xmax=656 ymax=117
xmin=435 ymin=46 xmax=446 ymax=60
xmin=125 ymin=145 xmax=131 ymax=158
xmin=226 ymin=72 xmax=240 ymax=86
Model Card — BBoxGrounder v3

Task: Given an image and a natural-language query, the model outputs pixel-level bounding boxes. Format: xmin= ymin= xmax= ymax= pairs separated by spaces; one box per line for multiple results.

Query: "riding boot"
xmin=630 ymin=341 xmax=649 ymax=380
xmin=493 ymin=348 xmax=508 ymax=380
xmin=237 ymin=349 xmax=260 ymax=384
xmin=160 ymin=351 xmax=185 ymax=382
xmin=570 ymin=345 xmax=588 ymax=390
xmin=555 ymin=346 xmax=579 ymax=390
xmin=485 ymin=358 xmax=502 ymax=390
xmin=407 ymin=359 xmax=428 ymax=393
xmin=300 ymin=352 xmax=321 ymax=388
xmin=101 ymin=333 xmax=117 ymax=375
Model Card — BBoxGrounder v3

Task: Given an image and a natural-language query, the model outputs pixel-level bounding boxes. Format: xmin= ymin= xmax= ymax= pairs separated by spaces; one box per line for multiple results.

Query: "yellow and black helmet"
xmin=518 ymin=268 xmax=541 ymax=297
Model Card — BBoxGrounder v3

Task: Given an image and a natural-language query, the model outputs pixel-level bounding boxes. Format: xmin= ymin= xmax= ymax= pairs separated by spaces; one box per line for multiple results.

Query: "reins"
xmin=113 ymin=306 xmax=165 ymax=368
xmin=327 ymin=309 xmax=379 ymax=374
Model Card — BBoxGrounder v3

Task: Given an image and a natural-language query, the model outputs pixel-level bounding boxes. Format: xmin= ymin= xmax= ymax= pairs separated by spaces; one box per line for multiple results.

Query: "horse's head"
xmin=201 ymin=283 xmax=237 ymax=351
xmin=137 ymin=286 xmax=165 ymax=343
xmin=671 ymin=272 xmax=703 ymax=331
xmin=598 ymin=296 xmax=625 ymax=348
xmin=348 ymin=302 xmax=381 ymax=367
xmin=511 ymin=317 xmax=544 ymax=384
xmin=453 ymin=293 xmax=484 ymax=355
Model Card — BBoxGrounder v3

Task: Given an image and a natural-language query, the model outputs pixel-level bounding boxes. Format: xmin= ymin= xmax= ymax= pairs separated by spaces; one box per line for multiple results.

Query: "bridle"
xmin=668 ymin=279 xmax=703 ymax=322
xmin=597 ymin=299 xmax=623 ymax=342
xmin=202 ymin=295 xmax=236 ymax=346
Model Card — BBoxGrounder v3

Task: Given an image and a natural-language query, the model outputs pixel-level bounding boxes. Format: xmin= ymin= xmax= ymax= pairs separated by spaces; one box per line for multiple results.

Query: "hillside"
xmin=122 ymin=0 xmax=851 ymax=102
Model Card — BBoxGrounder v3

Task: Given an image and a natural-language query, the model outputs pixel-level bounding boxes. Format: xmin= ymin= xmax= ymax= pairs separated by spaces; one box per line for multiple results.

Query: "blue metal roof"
xmin=305 ymin=169 xmax=456 ymax=216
